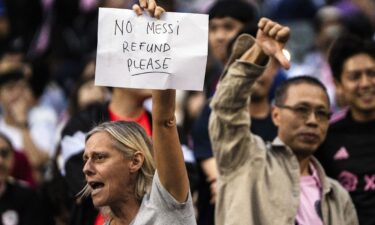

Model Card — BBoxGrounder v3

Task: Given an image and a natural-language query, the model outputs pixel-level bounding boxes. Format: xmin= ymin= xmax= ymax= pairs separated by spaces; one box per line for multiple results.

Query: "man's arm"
xmin=209 ymin=18 xmax=290 ymax=175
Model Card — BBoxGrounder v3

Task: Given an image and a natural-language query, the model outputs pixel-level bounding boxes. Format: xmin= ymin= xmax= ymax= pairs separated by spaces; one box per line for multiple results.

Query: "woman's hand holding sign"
xmin=132 ymin=0 xmax=165 ymax=19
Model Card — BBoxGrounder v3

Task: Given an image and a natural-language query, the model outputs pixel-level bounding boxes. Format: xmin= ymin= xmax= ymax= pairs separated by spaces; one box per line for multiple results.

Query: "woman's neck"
xmin=110 ymin=197 xmax=141 ymax=225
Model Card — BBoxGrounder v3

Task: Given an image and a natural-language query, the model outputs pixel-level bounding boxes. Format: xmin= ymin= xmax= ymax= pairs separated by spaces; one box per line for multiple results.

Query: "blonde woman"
xmin=80 ymin=1 xmax=196 ymax=224
xmin=82 ymin=88 xmax=196 ymax=225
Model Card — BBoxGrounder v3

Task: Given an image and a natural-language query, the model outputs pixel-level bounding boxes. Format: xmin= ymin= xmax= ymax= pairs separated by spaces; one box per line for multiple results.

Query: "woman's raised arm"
xmin=152 ymin=89 xmax=189 ymax=203
xmin=132 ymin=0 xmax=189 ymax=203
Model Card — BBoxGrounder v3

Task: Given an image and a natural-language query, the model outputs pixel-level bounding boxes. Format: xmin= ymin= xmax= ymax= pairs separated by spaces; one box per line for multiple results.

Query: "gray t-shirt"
xmin=104 ymin=171 xmax=196 ymax=225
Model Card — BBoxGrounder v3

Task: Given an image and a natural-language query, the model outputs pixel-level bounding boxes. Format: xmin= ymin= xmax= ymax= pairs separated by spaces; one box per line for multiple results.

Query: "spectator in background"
xmin=176 ymin=91 xmax=203 ymax=193
xmin=0 ymin=132 xmax=45 ymax=225
xmin=315 ymin=34 xmax=375 ymax=225
xmin=332 ymin=0 xmax=375 ymax=36
xmin=287 ymin=6 xmax=346 ymax=112
xmin=54 ymin=57 xmax=109 ymax=155
xmin=208 ymin=0 xmax=257 ymax=64
xmin=50 ymin=0 xmax=99 ymax=98
xmin=48 ymin=0 xmax=145 ymax=99
xmin=209 ymin=17 xmax=358 ymax=225
xmin=204 ymin=0 xmax=257 ymax=98
xmin=0 ymin=0 xmax=43 ymax=55
xmin=287 ymin=2 xmax=375 ymax=112
xmin=261 ymin=0 xmax=321 ymax=22
xmin=68 ymin=78 xmax=109 ymax=119
xmin=0 ymin=60 xmax=57 ymax=184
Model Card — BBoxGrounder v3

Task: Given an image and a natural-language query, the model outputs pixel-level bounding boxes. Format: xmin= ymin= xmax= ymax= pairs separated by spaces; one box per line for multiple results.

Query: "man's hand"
xmin=240 ymin=18 xmax=290 ymax=69
xmin=132 ymin=0 xmax=165 ymax=19
xmin=256 ymin=18 xmax=290 ymax=69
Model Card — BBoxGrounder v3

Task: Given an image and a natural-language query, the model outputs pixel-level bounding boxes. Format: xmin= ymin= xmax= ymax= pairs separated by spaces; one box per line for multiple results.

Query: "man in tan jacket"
xmin=209 ymin=17 xmax=358 ymax=225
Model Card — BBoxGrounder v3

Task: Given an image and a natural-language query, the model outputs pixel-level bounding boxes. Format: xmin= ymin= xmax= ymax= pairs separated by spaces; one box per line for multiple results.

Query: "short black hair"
xmin=328 ymin=34 xmax=375 ymax=81
xmin=274 ymin=76 xmax=330 ymax=106
xmin=226 ymin=22 xmax=258 ymax=60
xmin=208 ymin=0 xmax=258 ymax=24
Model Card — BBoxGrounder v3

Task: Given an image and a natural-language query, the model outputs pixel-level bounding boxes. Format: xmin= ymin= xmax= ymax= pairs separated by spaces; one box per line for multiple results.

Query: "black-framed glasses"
xmin=276 ymin=104 xmax=332 ymax=122
xmin=0 ymin=148 xmax=11 ymax=159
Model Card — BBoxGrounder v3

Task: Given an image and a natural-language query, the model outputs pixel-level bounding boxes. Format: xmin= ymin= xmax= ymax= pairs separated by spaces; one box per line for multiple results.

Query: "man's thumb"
xmin=274 ymin=50 xmax=290 ymax=70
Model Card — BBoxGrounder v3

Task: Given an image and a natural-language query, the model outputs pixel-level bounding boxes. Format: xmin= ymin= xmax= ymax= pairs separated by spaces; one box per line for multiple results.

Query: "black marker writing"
xmin=123 ymin=41 xmax=171 ymax=53
xmin=146 ymin=21 xmax=180 ymax=35
xmin=127 ymin=57 xmax=171 ymax=72
xmin=114 ymin=20 xmax=133 ymax=35
xmin=131 ymin=71 xmax=172 ymax=76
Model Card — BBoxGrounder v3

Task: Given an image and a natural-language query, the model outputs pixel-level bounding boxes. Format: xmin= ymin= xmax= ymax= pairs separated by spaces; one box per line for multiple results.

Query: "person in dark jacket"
xmin=315 ymin=34 xmax=375 ymax=225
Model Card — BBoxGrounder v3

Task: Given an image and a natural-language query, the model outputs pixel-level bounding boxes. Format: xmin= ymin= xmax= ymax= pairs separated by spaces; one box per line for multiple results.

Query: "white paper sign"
xmin=95 ymin=8 xmax=208 ymax=90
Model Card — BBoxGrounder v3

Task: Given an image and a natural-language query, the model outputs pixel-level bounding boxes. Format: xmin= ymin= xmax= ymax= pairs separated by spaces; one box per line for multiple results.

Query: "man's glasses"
xmin=0 ymin=148 xmax=11 ymax=159
xmin=276 ymin=104 xmax=332 ymax=122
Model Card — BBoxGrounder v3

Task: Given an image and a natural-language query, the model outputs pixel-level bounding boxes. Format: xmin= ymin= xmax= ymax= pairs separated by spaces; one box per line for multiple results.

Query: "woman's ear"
xmin=129 ymin=151 xmax=145 ymax=173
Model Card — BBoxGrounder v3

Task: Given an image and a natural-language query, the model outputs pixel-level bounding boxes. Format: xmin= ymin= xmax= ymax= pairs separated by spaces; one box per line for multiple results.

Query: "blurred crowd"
xmin=0 ymin=0 xmax=374 ymax=225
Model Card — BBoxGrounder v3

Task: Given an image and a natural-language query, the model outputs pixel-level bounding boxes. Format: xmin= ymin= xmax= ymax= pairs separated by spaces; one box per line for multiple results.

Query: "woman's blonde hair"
xmin=79 ymin=120 xmax=155 ymax=201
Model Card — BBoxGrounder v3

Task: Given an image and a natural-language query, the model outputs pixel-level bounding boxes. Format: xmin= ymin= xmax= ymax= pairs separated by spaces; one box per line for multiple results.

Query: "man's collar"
xmin=271 ymin=137 xmax=333 ymax=194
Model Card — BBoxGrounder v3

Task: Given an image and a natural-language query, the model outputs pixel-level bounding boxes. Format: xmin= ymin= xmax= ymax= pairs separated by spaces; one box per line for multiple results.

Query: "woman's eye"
xmin=94 ymin=154 xmax=106 ymax=161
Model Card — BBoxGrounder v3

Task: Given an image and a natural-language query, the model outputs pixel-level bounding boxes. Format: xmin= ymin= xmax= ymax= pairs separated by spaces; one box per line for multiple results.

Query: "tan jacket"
xmin=209 ymin=34 xmax=358 ymax=225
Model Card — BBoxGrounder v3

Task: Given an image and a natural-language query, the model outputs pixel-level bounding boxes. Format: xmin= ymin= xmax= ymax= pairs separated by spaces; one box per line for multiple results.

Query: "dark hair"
xmin=328 ymin=34 xmax=375 ymax=81
xmin=28 ymin=59 xmax=50 ymax=99
xmin=342 ymin=11 xmax=374 ymax=40
xmin=274 ymin=76 xmax=330 ymax=106
xmin=0 ymin=67 xmax=25 ymax=86
xmin=226 ymin=22 xmax=258 ymax=59
xmin=68 ymin=77 xmax=93 ymax=117
xmin=208 ymin=0 xmax=258 ymax=24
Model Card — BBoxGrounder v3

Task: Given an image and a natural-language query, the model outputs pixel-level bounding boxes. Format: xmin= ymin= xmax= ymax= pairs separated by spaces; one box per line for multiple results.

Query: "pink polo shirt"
xmin=295 ymin=164 xmax=323 ymax=225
